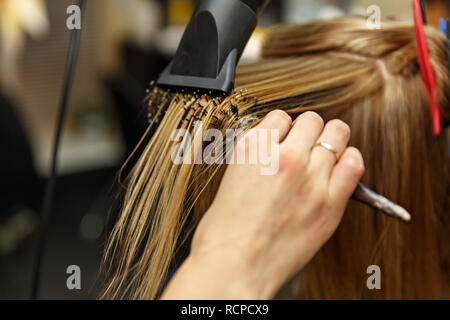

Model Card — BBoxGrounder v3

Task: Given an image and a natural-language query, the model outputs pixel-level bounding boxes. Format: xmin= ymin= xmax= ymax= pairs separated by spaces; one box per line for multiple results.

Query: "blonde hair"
xmin=101 ymin=17 xmax=450 ymax=299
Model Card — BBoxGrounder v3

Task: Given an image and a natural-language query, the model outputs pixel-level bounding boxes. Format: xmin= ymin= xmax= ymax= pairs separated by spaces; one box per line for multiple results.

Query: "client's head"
xmin=101 ymin=17 xmax=449 ymax=300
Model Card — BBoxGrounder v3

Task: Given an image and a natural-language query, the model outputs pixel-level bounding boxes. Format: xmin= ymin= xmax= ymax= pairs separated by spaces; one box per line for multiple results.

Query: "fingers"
xmin=329 ymin=147 xmax=365 ymax=210
xmin=309 ymin=119 xmax=351 ymax=179
xmin=254 ymin=110 xmax=292 ymax=143
xmin=233 ymin=110 xmax=292 ymax=165
xmin=282 ymin=111 xmax=324 ymax=157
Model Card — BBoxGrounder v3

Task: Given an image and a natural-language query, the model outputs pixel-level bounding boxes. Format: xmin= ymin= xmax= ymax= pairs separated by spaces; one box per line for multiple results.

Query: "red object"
xmin=413 ymin=0 xmax=442 ymax=136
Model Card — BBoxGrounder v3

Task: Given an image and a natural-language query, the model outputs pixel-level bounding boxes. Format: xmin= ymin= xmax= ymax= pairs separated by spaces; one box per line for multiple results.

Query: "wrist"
xmin=183 ymin=249 xmax=278 ymax=300
xmin=161 ymin=249 xmax=278 ymax=299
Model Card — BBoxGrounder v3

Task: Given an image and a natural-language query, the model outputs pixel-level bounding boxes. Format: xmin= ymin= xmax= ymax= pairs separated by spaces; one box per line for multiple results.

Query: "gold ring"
xmin=313 ymin=141 xmax=340 ymax=162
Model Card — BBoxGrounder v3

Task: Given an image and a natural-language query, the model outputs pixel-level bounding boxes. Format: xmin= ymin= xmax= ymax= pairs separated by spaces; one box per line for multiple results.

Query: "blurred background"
xmin=0 ymin=0 xmax=448 ymax=299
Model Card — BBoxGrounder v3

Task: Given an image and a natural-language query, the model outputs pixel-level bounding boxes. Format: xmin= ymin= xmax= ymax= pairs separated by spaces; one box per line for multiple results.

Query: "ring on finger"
xmin=312 ymin=141 xmax=341 ymax=162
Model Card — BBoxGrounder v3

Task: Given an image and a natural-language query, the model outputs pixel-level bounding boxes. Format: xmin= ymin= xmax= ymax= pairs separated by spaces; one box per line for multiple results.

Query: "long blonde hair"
xmin=101 ymin=17 xmax=450 ymax=299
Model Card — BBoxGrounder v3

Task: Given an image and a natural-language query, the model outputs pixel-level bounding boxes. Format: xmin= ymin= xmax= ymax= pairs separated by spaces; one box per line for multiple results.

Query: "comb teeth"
xmin=146 ymin=86 xmax=171 ymax=124
xmin=145 ymin=81 xmax=251 ymax=128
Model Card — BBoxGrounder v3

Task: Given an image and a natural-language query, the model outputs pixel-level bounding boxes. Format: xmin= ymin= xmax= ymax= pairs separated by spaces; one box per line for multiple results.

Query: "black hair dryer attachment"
xmin=157 ymin=0 xmax=260 ymax=94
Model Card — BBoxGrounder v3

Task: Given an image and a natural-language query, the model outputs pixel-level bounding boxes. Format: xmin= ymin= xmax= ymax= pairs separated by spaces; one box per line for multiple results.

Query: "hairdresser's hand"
xmin=161 ymin=110 xmax=364 ymax=300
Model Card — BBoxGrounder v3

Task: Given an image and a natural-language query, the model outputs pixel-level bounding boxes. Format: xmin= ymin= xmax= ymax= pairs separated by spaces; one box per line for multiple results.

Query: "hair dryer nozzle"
xmin=157 ymin=0 xmax=257 ymax=94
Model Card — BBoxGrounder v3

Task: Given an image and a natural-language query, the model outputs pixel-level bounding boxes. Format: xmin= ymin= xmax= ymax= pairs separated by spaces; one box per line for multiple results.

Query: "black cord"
xmin=31 ymin=0 xmax=86 ymax=300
